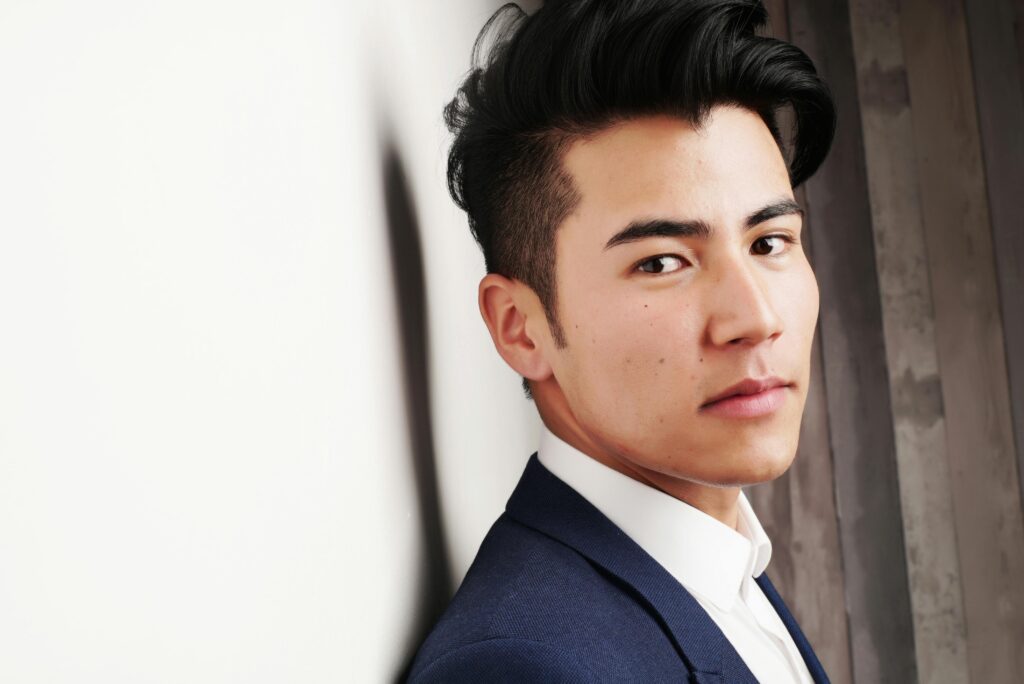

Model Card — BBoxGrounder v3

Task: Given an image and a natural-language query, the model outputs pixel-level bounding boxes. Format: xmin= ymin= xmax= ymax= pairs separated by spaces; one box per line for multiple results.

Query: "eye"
xmin=636 ymin=254 xmax=686 ymax=274
xmin=752 ymin=233 xmax=796 ymax=257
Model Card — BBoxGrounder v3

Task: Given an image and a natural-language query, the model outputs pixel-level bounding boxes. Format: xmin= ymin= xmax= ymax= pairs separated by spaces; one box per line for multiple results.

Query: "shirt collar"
xmin=537 ymin=424 xmax=773 ymax=612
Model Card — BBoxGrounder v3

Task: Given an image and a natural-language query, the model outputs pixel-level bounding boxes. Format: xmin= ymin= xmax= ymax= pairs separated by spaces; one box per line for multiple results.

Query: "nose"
xmin=705 ymin=255 xmax=784 ymax=348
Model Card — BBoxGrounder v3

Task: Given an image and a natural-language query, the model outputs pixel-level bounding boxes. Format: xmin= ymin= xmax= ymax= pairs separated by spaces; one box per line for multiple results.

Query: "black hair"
xmin=444 ymin=0 xmax=836 ymax=399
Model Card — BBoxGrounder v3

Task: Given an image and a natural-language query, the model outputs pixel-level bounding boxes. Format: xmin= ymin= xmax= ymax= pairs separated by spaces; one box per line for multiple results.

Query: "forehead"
xmin=559 ymin=107 xmax=793 ymax=241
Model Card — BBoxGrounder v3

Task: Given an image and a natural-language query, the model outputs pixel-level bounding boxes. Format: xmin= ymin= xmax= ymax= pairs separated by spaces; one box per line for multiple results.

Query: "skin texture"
xmin=478 ymin=105 xmax=819 ymax=529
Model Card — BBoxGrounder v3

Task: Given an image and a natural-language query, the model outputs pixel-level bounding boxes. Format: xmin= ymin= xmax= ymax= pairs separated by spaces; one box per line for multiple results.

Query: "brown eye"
xmin=752 ymin=234 xmax=793 ymax=256
xmin=637 ymin=255 xmax=686 ymax=274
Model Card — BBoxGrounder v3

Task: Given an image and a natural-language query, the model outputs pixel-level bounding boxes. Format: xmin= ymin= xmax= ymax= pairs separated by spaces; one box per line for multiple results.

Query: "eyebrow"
xmin=602 ymin=198 xmax=805 ymax=250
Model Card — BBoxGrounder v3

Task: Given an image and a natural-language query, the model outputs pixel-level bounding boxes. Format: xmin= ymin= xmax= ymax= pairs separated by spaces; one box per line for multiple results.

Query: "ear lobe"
xmin=478 ymin=274 xmax=553 ymax=382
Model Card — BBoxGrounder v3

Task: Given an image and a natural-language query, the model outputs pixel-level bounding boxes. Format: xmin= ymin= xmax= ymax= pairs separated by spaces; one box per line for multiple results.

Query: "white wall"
xmin=369 ymin=0 xmax=544 ymax=588
xmin=0 ymin=1 xmax=540 ymax=681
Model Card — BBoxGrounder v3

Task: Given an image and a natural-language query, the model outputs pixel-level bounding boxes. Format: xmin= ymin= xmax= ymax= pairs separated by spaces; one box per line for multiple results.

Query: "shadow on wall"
xmin=379 ymin=139 xmax=453 ymax=682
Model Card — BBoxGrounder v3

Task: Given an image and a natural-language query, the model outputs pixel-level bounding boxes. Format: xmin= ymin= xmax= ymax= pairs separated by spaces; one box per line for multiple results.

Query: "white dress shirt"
xmin=537 ymin=424 xmax=814 ymax=684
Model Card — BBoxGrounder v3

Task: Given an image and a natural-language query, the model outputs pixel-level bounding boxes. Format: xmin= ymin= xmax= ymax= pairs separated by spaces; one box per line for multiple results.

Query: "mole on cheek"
xmin=659 ymin=358 xmax=665 ymax=364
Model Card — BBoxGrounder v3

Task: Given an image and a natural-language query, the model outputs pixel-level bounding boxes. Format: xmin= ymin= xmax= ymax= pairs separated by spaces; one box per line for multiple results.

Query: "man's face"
xmin=543 ymin=105 xmax=818 ymax=488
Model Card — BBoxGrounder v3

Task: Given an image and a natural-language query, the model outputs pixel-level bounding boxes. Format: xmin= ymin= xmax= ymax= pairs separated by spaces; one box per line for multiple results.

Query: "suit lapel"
xmin=504 ymin=453 xmax=758 ymax=683
xmin=755 ymin=573 xmax=831 ymax=684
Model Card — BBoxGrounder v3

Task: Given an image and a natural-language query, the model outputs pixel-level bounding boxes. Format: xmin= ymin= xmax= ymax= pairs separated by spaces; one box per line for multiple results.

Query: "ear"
xmin=478 ymin=273 xmax=554 ymax=383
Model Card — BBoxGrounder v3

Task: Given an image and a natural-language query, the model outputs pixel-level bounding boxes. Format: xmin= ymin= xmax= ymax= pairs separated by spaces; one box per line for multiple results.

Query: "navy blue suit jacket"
xmin=407 ymin=454 xmax=830 ymax=683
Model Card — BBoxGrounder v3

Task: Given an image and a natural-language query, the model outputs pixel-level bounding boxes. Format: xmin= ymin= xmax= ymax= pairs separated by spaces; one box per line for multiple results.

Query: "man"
xmin=409 ymin=0 xmax=836 ymax=681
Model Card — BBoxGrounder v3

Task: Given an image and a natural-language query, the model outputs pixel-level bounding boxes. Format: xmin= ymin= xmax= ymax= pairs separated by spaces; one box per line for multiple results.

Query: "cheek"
xmin=564 ymin=296 xmax=704 ymax=421
xmin=770 ymin=265 xmax=819 ymax=394
xmin=789 ymin=264 xmax=820 ymax=340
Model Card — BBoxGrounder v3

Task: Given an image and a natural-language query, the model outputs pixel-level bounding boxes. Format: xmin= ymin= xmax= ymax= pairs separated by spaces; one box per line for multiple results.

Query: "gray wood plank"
xmin=846 ymin=2 xmax=969 ymax=682
xmin=1015 ymin=0 xmax=1024 ymax=99
xmin=785 ymin=0 xmax=918 ymax=680
xmin=899 ymin=0 xmax=1024 ymax=679
xmin=963 ymin=0 xmax=1024 ymax=555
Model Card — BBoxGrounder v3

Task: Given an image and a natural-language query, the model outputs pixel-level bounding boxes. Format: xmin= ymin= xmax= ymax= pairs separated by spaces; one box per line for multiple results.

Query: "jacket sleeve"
xmin=407 ymin=637 xmax=596 ymax=684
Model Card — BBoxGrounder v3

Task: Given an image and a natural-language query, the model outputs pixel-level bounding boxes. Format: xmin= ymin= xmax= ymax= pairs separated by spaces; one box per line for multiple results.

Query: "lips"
xmin=702 ymin=376 xmax=790 ymax=406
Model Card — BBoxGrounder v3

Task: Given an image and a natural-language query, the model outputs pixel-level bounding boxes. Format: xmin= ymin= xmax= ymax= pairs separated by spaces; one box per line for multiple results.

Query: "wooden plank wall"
xmin=749 ymin=0 xmax=1024 ymax=681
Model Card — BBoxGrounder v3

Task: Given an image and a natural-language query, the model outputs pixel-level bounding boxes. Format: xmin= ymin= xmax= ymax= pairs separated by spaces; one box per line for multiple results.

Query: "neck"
xmin=534 ymin=380 xmax=741 ymax=529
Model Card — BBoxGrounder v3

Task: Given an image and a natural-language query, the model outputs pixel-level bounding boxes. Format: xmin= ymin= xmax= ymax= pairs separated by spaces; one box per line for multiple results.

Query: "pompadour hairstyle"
xmin=444 ymin=0 xmax=836 ymax=398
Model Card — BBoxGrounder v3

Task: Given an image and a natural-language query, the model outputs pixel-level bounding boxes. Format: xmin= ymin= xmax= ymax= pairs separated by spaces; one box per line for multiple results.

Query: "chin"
xmin=740 ymin=458 xmax=794 ymax=486
xmin=693 ymin=441 xmax=798 ymax=487
xmin=735 ymin=445 xmax=798 ymax=485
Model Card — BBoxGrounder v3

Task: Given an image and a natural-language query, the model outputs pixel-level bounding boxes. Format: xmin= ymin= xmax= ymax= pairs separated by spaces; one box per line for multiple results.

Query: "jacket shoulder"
xmin=407 ymin=513 xmax=681 ymax=681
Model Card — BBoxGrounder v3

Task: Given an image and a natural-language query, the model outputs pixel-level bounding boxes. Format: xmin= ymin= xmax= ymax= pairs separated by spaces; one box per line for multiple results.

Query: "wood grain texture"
xmin=785 ymin=0 xmax=918 ymax=680
xmin=1016 ymin=0 xmax=1024 ymax=99
xmin=899 ymin=0 xmax=1024 ymax=680
xmin=963 ymin=0 xmax=1024 ymax=543
xmin=845 ymin=1 xmax=970 ymax=682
